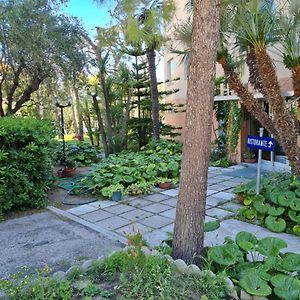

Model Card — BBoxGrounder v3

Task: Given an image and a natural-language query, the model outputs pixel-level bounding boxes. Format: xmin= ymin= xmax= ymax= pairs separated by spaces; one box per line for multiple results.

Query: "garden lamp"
xmin=55 ymin=96 xmax=72 ymax=167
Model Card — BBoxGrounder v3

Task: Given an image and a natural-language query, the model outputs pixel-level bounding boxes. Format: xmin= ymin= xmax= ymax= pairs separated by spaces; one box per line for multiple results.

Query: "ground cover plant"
xmin=55 ymin=141 xmax=101 ymax=167
xmin=208 ymin=231 xmax=300 ymax=299
xmin=83 ymin=140 xmax=182 ymax=197
xmin=0 ymin=240 xmax=228 ymax=300
xmin=0 ymin=117 xmax=55 ymax=218
xmin=233 ymin=173 xmax=300 ymax=236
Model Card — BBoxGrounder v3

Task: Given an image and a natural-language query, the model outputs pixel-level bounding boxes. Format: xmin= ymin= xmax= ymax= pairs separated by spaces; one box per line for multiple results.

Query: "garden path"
xmin=48 ymin=165 xmax=300 ymax=254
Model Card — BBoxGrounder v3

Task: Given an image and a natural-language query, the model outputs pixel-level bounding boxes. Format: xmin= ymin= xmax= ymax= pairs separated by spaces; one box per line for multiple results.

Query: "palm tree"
xmin=172 ymin=0 xmax=221 ymax=264
xmin=114 ymin=0 xmax=175 ymax=140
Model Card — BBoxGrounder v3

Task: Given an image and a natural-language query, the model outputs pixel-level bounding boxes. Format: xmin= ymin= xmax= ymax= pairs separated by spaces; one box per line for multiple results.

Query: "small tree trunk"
xmin=291 ymin=66 xmax=300 ymax=120
xmin=146 ymin=48 xmax=160 ymax=140
xmin=120 ymin=90 xmax=131 ymax=147
xmin=92 ymin=94 xmax=109 ymax=158
xmin=172 ymin=0 xmax=221 ymax=264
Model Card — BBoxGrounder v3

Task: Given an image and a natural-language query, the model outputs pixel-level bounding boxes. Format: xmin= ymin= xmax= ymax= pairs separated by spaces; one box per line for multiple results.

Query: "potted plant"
xmin=243 ymin=150 xmax=257 ymax=163
xmin=156 ymin=177 xmax=174 ymax=189
xmin=125 ymin=182 xmax=152 ymax=196
xmin=57 ymin=159 xmax=76 ymax=178
xmin=101 ymin=184 xmax=124 ymax=201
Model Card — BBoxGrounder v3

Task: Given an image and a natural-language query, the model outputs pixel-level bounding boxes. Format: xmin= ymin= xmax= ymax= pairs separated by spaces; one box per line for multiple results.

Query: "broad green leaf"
xmin=289 ymin=199 xmax=300 ymax=211
xmin=288 ymin=210 xmax=300 ymax=223
xmin=257 ymin=237 xmax=287 ymax=256
xmin=208 ymin=244 xmax=243 ymax=266
xmin=235 ymin=231 xmax=258 ymax=251
xmin=271 ymin=274 xmax=300 ymax=300
xmin=268 ymin=206 xmax=285 ymax=216
xmin=204 ymin=220 xmax=220 ymax=232
xmin=253 ymin=201 xmax=270 ymax=214
xmin=239 ymin=272 xmax=272 ymax=297
xmin=277 ymin=191 xmax=296 ymax=207
xmin=265 ymin=216 xmax=286 ymax=233
xmin=281 ymin=253 xmax=300 ymax=272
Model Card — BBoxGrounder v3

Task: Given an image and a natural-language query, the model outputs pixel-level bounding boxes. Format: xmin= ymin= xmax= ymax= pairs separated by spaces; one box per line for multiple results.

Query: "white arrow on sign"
xmin=268 ymin=141 xmax=273 ymax=148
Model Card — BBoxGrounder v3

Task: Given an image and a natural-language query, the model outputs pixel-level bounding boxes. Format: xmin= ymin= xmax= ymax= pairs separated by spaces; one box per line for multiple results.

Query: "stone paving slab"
xmin=142 ymin=203 xmax=172 ymax=213
xmin=81 ymin=210 xmax=114 ymax=222
xmin=159 ymin=208 xmax=176 ymax=219
xmin=206 ymin=189 xmax=219 ymax=196
xmin=206 ymin=207 xmax=234 ymax=220
xmin=161 ymin=197 xmax=177 ymax=207
xmin=115 ymin=222 xmax=153 ymax=236
xmin=95 ymin=216 xmax=132 ymax=230
xmin=103 ymin=204 xmax=135 ymax=215
xmin=139 ymin=215 xmax=173 ymax=229
xmin=213 ymin=191 xmax=234 ymax=201
xmin=221 ymin=181 xmax=242 ymax=188
xmin=67 ymin=204 xmax=99 ymax=216
xmin=89 ymin=200 xmax=118 ymax=209
xmin=206 ymin=196 xmax=228 ymax=206
xmin=143 ymin=193 xmax=171 ymax=202
xmin=208 ymin=184 xmax=230 ymax=191
xmin=119 ymin=209 xmax=153 ymax=221
xmin=128 ymin=198 xmax=153 ymax=208
xmin=160 ymin=189 xmax=179 ymax=197
xmin=219 ymin=201 xmax=242 ymax=212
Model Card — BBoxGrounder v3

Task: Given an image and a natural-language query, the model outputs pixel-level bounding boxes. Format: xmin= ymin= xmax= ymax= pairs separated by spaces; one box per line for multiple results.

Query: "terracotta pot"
xmin=158 ymin=182 xmax=173 ymax=189
xmin=57 ymin=167 xmax=76 ymax=178
xmin=236 ymin=194 xmax=245 ymax=205
xmin=244 ymin=158 xmax=257 ymax=163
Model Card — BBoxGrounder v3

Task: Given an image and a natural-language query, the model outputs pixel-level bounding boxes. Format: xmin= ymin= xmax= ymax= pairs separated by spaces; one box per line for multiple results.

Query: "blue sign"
xmin=247 ymin=135 xmax=275 ymax=152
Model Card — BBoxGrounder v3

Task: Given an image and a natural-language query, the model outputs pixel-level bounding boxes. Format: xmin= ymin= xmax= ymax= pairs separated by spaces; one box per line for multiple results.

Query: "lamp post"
xmin=55 ymin=96 xmax=72 ymax=167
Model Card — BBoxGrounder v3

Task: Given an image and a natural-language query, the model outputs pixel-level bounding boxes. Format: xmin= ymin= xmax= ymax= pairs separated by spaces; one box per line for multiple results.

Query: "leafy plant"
xmin=83 ymin=140 xmax=181 ymax=198
xmin=234 ymin=173 xmax=300 ymax=236
xmin=101 ymin=184 xmax=124 ymax=198
xmin=207 ymin=232 xmax=300 ymax=299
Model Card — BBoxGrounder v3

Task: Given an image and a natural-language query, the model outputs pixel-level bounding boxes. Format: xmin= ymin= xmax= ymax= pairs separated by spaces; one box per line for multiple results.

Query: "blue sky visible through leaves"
xmin=61 ymin=0 xmax=116 ymax=36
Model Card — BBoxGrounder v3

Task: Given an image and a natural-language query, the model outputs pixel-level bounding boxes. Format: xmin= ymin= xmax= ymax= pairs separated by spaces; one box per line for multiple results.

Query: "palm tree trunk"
xmin=146 ymin=48 xmax=160 ymax=140
xmin=219 ymin=57 xmax=279 ymax=140
xmin=172 ymin=0 xmax=221 ymax=264
xmin=254 ymin=47 xmax=300 ymax=175
xmin=92 ymin=94 xmax=109 ymax=157
xmin=99 ymin=73 xmax=114 ymax=154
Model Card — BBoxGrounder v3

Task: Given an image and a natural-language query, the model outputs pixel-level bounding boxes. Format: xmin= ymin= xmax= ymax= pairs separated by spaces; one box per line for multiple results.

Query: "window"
xmin=167 ymin=58 xmax=175 ymax=81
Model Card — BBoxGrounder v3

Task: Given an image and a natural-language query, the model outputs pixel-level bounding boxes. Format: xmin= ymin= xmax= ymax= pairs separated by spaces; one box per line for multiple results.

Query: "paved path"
xmin=0 ymin=212 xmax=121 ymax=278
xmin=49 ymin=165 xmax=300 ymax=254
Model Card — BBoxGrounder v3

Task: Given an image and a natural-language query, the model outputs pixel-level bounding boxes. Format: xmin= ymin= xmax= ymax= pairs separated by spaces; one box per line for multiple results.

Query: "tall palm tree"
xmin=172 ymin=0 xmax=221 ymax=264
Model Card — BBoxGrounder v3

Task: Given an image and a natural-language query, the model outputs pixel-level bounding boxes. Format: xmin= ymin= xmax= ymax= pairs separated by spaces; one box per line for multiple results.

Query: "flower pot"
xmin=236 ymin=194 xmax=245 ymax=205
xmin=112 ymin=191 xmax=122 ymax=202
xmin=244 ymin=158 xmax=257 ymax=163
xmin=158 ymin=182 xmax=173 ymax=189
xmin=57 ymin=167 xmax=76 ymax=178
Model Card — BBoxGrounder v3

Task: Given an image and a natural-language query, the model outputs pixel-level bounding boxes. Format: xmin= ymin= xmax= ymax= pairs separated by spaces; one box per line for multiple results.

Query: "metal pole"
xmin=270 ymin=134 xmax=275 ymax=166
xmin=256 ymin=128 xmax=264 ymax=195
xmin=60 ymin=106 xmax=67 ymax=167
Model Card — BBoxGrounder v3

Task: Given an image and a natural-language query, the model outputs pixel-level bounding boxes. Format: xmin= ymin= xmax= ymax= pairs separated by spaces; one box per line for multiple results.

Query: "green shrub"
xmin=55 ymin=141 xmax=101 ymax=167
xmin=0 ymin=117 xmax=55 ymax=216
xmin=83 ymin=139 xmax=182 ymax=198
xmin=234 ymin=173 xmax=300 ymax=236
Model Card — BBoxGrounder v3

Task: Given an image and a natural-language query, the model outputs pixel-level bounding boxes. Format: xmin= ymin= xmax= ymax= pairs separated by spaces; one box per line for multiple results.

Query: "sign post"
xmin=247 ymin=129 xmax=275 ymax=195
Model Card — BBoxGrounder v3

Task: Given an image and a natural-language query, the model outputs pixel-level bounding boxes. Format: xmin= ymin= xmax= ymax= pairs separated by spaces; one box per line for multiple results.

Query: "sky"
xmin=61 ymin=0 xmax=116 ymax=37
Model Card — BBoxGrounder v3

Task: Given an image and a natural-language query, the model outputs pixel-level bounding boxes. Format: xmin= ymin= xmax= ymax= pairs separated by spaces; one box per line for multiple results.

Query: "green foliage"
xmin=83 ymin=140 xmax=182 ymax=197
xmin=0 ymin=266 xmax=72 ymax=300
xmin=0 ymin=117 xmax=55 ymax=217
xmin=234 ymin=173 xmax=300 ymax=236
xmin=55 ymin=141 xmax=101 ymax=167
xmin=207 ymin=232 xmax=300 ymax=299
